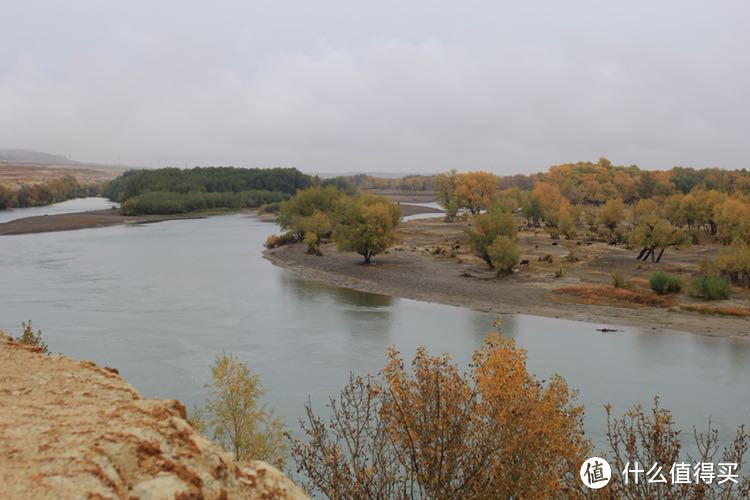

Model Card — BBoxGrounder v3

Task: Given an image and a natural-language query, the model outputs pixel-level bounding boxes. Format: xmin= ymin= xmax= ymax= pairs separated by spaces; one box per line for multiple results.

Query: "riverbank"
xmin=264 ymin=216 xmax=750 ymax=339
xmin=0 ymin=332 xmax=305 ymax=499
xmin=0 ymin=203 xmax=441 ymax=235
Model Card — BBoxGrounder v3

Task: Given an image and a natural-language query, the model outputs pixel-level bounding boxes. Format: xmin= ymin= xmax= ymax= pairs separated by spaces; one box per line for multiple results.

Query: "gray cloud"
xmin=1 ymin=1 xmax=748 ymax=174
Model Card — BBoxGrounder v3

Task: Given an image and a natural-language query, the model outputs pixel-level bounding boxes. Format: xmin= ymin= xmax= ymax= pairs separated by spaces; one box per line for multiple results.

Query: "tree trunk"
xmin=636 ymin=247 xmax=649 ymax=260
xmin=641 ymin=248 xmax=653 ymax=262
xmin=363 ymin=251 xmax=372 ymax=264
xmin=656 ymin=247 xmax=665 ymax=263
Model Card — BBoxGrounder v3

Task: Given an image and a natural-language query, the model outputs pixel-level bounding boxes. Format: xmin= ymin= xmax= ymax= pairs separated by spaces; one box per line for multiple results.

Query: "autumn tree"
xmin=467 ymin=208 xmax=517 ymax=268
xmin=716 ymin=240 xmax=750 ymax=287
xmin=596 ymin=198 xmax=626 ymax=243
xmin=630 ymin=215 xmax=690 ymax=263
xmin=454 ymin=171 xmax=499 ymax=214
xmin=715 ymin=198 xmax=750 ymax=245
xmin=302 ymin=209 xmax=333 ymax=255
xmin=191 ymin=353 xmax=287 ymax=467
xmin=605 ymin=397 xmax=749 ymax=499
xmin=333 ymin=194 xmax=401 ymax=264
xmin=292 ymin=333 xmax=590 ymax=499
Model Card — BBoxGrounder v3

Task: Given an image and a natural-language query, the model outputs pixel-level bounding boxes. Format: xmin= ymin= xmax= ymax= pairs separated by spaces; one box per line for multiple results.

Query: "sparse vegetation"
xmin=689 ymin=275 xmax=732 ymax=300
xmin=15 ymin=320 xmax=49 ymax=354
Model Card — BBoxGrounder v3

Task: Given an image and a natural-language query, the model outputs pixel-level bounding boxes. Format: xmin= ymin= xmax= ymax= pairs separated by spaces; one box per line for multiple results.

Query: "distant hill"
xmin=0 ymin=149 xmax=77 ymax=165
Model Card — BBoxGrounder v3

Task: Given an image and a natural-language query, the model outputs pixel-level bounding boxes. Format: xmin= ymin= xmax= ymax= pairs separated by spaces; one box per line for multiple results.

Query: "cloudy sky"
xmin=1 ymin=1 xmax=748 ymax=174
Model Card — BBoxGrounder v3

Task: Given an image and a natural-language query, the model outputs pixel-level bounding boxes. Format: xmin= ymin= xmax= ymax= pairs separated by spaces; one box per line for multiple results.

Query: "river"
xmin=0 ymin=205 xmax=748 ymax=452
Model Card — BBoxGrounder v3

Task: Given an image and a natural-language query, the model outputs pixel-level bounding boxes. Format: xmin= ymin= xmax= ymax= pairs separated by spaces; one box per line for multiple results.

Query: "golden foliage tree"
xmin=292 ymin=333 xmax=590 ymax=499
xmin=302 ymin=209 xmax=333 ymax=255
xmin=454 ymin=171 xmax=499 ymax=214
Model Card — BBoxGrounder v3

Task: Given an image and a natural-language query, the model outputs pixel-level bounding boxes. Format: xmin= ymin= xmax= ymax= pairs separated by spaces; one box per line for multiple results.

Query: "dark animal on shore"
xmin=552 ymin=242 xmax=558 ymax=246
xmin=519 ymin=259 xmax=530 ymax=267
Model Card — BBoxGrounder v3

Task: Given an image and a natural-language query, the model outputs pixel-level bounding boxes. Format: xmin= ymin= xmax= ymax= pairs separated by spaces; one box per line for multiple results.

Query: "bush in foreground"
xmin=649 ymin=271 xmax=683 ymax=295
xmin=689 ymin=275 xmax=731 ymax=300
xmin=291 ymin=334 xmax=589 ymax=498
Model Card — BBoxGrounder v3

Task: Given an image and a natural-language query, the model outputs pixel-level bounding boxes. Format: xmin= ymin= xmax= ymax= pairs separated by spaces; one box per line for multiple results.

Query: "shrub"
xmin=263 ymin=232 xmax=296 ymax=249
xmin=649 ymin=272 xmax=683 ymax=295
xmin=15 ymin=320 xmax=49 ymax=354
xmin=689 ymin=275 xmax=731 ymax=300
xmin=612 ymin=271 xmax=626 ymax=288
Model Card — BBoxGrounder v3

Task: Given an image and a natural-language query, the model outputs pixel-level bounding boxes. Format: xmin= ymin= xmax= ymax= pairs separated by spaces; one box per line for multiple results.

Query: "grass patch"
xmin=555 ymin=285 xmax=675 ymax=307
xmin=680 ymin=304 xmax=750 ymax=317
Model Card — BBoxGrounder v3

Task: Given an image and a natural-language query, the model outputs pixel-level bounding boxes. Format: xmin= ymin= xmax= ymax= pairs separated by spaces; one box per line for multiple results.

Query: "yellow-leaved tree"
xmin=191 ymin=353 xmax=287 ymax=467
xmin=333 ymin=193 xmax=401 ymax=264
xmin=454 ymin=171 xmax=499 ymax=214
xmin=291 ymin=332 xmax=590 ymax=499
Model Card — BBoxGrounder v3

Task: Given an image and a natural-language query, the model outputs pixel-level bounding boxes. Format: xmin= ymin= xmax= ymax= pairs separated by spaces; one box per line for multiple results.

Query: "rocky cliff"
xmin=0 ymin=332 xmax=307 ymax=499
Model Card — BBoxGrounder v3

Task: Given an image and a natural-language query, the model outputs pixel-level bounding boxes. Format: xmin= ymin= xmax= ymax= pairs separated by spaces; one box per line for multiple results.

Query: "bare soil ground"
xmin=265 ymin=216 xmax=750 ymax=339
xmin=0 ymin=332 xmax=306 ymax=499
xmin=0 ymin=162 xmax=121 ymax=188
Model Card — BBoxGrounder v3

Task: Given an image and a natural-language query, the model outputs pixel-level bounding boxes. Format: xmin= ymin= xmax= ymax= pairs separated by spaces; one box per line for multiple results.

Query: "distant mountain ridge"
xmin=0 ymin=148 xmax=78 ymax=165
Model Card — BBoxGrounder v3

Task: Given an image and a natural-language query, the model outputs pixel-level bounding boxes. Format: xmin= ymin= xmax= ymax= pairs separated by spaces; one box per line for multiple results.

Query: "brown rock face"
xmin=0 ymin=333 xmax=307 ymax=499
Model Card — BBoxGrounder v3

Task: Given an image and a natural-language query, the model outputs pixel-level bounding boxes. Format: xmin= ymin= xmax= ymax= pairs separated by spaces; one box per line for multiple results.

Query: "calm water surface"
xmin=0 ymin=197 xmax=117 ymax=223
xmin=0 ymin=211 xmax=748 ymax=451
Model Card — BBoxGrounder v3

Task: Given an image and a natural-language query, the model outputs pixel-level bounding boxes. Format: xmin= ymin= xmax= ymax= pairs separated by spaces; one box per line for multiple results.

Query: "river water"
xmin=0 ymin=197 xmax=118 ymax=224
xmin=0 ymin=204 xmax=748 ymax=452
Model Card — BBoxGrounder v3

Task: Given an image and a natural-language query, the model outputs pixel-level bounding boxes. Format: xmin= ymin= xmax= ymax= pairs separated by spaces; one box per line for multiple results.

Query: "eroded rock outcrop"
xmin=0 ymin=333 xmax=307 ymax=499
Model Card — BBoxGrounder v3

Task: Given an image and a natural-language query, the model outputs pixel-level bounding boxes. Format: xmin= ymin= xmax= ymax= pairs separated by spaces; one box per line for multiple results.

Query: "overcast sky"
xmin=1 ymin=1 xmax=748 ymax=174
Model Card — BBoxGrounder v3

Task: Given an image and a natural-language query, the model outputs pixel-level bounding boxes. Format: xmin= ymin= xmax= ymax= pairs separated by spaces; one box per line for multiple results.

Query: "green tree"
xmin=435 ymin=169 xmax=459 ymax=219
xmin=277 ymin=185 xmax=345 ymax=238
xmin=487 ymin=236 xmax=520 ymax=274
xmin=333 ymin=194 xmax=401 ymax=264
xmin=467 ymin=209 xmax=517 ymax=267
xmin=192 ymin=353 xmax=287 ymax=467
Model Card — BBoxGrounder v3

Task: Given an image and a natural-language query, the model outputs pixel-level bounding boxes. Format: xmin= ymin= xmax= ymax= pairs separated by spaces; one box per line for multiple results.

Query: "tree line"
xmin=0 ymin=176 xmax=97 ymax=210
xmin=434 ymin=160 xmax=750 ymax=288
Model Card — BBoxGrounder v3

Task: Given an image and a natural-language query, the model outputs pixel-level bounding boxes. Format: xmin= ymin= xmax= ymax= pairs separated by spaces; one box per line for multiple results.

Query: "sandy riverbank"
xmin=0 ymin=208 xmax=210 ymax=235
xmin=264 ymin=217 xmax=750 ymax=339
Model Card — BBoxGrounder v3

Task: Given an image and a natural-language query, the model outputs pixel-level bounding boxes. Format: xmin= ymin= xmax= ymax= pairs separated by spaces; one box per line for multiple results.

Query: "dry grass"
xmin=680 ymin=304 xmax=750 ymax=317
xmin=555 ymin=285 xmax=675 ymax=308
